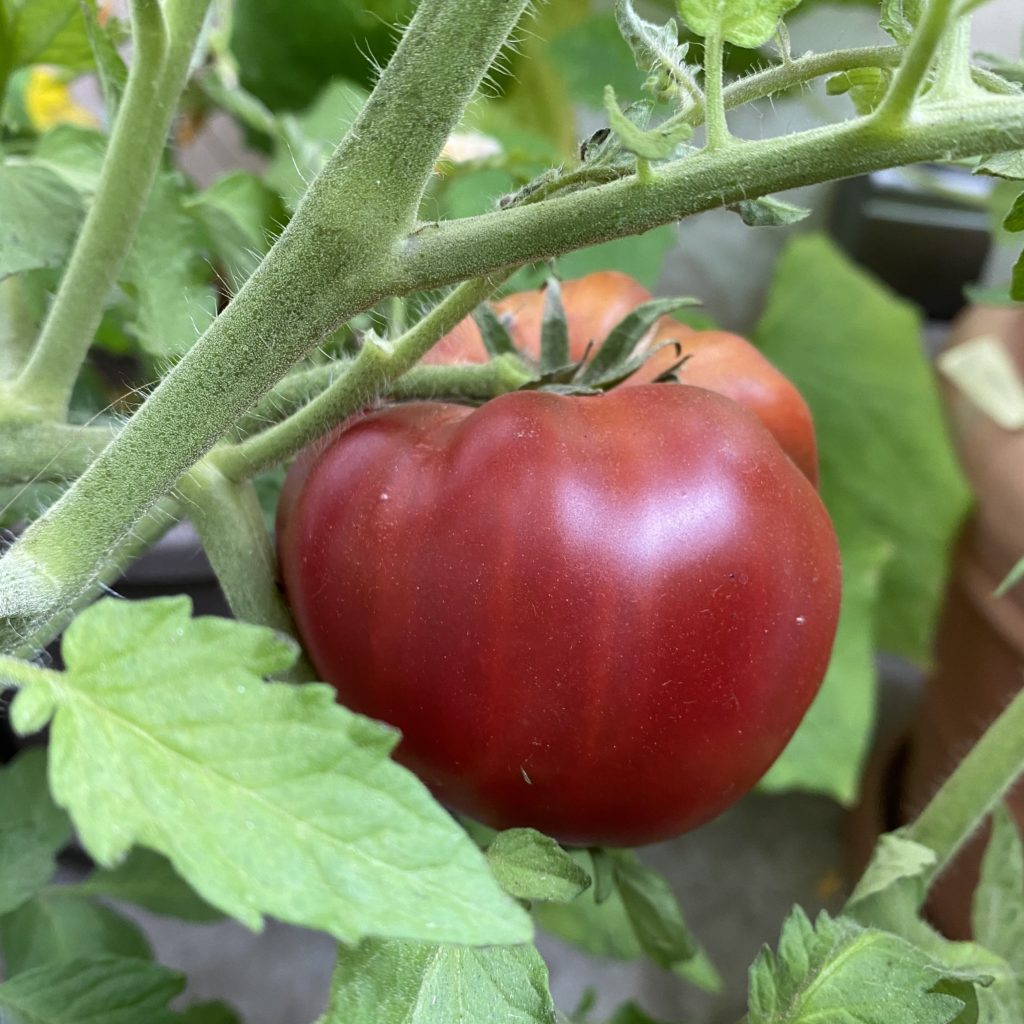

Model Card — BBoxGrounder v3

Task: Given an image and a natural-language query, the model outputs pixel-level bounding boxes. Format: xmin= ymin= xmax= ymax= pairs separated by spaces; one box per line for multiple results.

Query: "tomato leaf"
xmin=322 ymin=938 xmax=556 ymax=1024
xmin=676 ymin=0 xmax=803 ymax=49
xmin=8 ymin=596 xmax=532 ymax=947
xmin=973 ymin=805 xmax=1024 ymax=992
xmin=1005 ymin=193 xmax=1024 ymax=232
xmin=0 ymin=890 xmax=152 ymax=976
xmin=613 ymin=0 xmax=694 ymax=105
xmin=539 ymin=278 xmax=571 ymax=373
xmin=728 ymin=196 xmax=811 ymax=228
xmin=0 ymin=956 xmax=183 ymax=1024
xmin=748 ymin=907 xmax=985 ymax=1024
xmin=879 ymin=0 xmax=923 ymax=44
xmin=759 ymin=528 xmax=890 ymax=804
xmin=755 ymin=235 xmax=970 ymax=663
xmin=0 ymin=164 xmax=84 ymax=281
xmin=604 ymin=86 xmax=693 ymax=160
xmin=485 ymin=828 xmax=591 ymax=903
xmin=0 ymin=749 xmax=72 ymax=917
xmin=581 ymin=297 xmax=699 ymax=385
xmin=176 ymin=1002 xmax=242 ymax=1024
xmin=185 ymin=172 xmax=288 ymax=294
xmin=975 ymin=151 xmax=1024 ymax=180
xmin=32 ymin=124 xmax=107 ymax=194
xmin=473 ymin=302 xmax=519 ymax=357
xmin=72 ymin=847 xmax=223 ymax=923
xmin=81 ymin=3 xmax=127 ymax=117
xmin=825 ymin=67 xmax=892 ymax=115
xmin=5 ymin=0 xmax=96 ymax=72
xmin=1012 ymin=249 xmax=1024 ymax=302
xmin=121 ymin=172 xmax=217 ymax=358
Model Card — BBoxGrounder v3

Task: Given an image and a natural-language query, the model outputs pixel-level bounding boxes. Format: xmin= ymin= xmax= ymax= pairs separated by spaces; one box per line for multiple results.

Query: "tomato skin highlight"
xmin=425 ymin=271 xmax=819 ymax=485
xmin=277 ymin=385 xmax=841 ymax=846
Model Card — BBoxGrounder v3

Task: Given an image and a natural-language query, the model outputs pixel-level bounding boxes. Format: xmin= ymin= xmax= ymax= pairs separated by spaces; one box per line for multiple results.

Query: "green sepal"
xmin=728 ymin=196 xmax=811 ymax=227
xmin=539 ymin=278 xmax=570 ymax=373
xmin=472 ymin=303 xmax=518 ymax=358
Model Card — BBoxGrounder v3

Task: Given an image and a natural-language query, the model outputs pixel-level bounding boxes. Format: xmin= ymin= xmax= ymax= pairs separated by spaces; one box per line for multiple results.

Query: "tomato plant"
xmin=277 ymin=384 xmax=841 ymax=845
xmin=428 ymin=271 xmax=819 ymax=483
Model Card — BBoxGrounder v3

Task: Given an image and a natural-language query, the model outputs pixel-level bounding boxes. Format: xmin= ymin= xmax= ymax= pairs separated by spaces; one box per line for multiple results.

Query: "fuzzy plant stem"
xmin=14 ymin=0 xmax=211 ymax=418
xmin=0 ymin=0 xmax=533 ymax=650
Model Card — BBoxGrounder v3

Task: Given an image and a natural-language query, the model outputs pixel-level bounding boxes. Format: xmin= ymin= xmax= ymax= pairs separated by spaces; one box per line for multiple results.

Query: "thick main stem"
xmin=15 ymin=0 xmax=210 ymax=418
xmin=0 ymin=0 xmax=532 ymax=651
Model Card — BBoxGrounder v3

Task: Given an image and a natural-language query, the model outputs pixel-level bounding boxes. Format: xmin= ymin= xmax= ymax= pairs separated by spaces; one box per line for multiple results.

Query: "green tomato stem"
xmin=0 ymin=423 xmax=115 ymax=486
xmin=701 ymin=29 xmax=730 ymax=150
xmin=14 ymin=0 xmax=210 ymax=419
xmin=0 ymin=653 xmax=52 ymax=690
xmin=217 ymin=276 xmax=509 ymax=480
xmin=904 ymin=686 xmax=1024 ymax=890
xmin=178 ymin=465 xmax=314 ymax=682
xmin=874 ymin=0 xmax=959 ymax=128
xmin=927 ymin=16 xmax=983 ymax=104
xmin=237 ymin=354 xmax=535 ymax=438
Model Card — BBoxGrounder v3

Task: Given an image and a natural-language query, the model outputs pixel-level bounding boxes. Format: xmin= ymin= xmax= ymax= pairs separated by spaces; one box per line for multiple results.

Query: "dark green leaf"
xmin=604 ymin=86 xmax=692 ymax=160
xmin=81 ymin=5 xmax=128 ymax=118
xmin=9 ymin=597 xmax=530 ymax=946
xmin=606 ymin=1003 xmax=671 ymax=1024
xmin=539 ymin=279 xmax=570 ymax=373
xmin=485 ymin=828 xmax=591 ymax=903
xmin=1005 ymin=193 xmax=1024 ymax=232
xmin=549 ymin=14 xmax=642 ymax=107
xmin=759 ymin=528 xmax=891 ymax=803
xmin=0 ymin=749 xmax=72 ymax=916
xmin=0 ymin=890 xmax=151 ymax=976
xmin=677 ymin=0 xmax=803 ymax=49
xmin=581 ymin=297 xmax=699 ymax=385
xmin=611 ymin=851 xmax=696 ymax=969
xmin=176 ymin=1002 xmax=242 ymax=1024
xmin=729 ymin=196 xmax=811 ymax=228
xmin=7 ymin=0 xmax=95 ymax=71
xmin=74 ymin=847 xmax=223 ymax=923
xmin=748 ymin=908 xmax=984 ymax=1024
xmin=590 ymin=848 xmax=617 ymax=905
xmin=122 ymin=172 xmax=217 ymax=358
xmin=755 ymin=235 xmax=970 ymax=662
xmin=0 ymin=956 xmax=182 ymax=1024
xmin=1012 ymin=250 xmax=1024 ymax=302
xmin=0 ymin=163 xmax=84 ymax=280
xmin=322 ymin=938 xmax=556 ymax=1024
xmin=473 ymin=302 xmax=519 ymax=357
xmin=185 ymin=172 xmax=287 ymax=293
xmin=976 ymin=152 xmax=1024 ymax=180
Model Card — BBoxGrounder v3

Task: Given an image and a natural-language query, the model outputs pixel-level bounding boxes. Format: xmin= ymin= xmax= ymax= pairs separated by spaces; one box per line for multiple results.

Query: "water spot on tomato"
xmin=795 ymin=615 xmax=806 ymax=626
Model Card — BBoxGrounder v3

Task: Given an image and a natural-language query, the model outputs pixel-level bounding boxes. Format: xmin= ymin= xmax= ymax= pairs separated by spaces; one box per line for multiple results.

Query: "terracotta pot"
xmin=849 ymin=306 xmax=1024 ymax=938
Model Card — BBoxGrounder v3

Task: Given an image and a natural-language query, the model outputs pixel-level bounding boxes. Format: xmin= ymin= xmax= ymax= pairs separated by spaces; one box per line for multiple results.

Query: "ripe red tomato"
xmin=277 ymin=385 xmax=841 ymax=846
xmin=426 ymin=271 xmax=819 ymax=485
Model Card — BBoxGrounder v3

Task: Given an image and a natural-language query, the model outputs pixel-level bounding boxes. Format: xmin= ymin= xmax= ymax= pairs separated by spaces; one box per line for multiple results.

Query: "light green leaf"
xmin=185 ymin=172 xmax=287 ymax=293
xmin=33 ymin=125 xmax=107 ymax=193
xmin=759 ymin=529 xmax=891 ymax=804
xmin=0 ymin=956 xmax=182 ymax=1024
xmin=81 ymin=4 xmax=127 ymax=117
xmin=976 ymin=152 xmax=1024 ymax=180
xmin=0 ymin=748 xmax=72 ymax=916
xmin=7 ymin=0 xmax=95 ymax=70
xmin=748 ymin=908 xmax=983 ymax=1024
xmin=728 ymin=196 xmax=811 ymax=228
xmin=122 ymin=173 xmax=217 ymax=358
xmin=604 ymin=86 xmax=693 ymax=160
xmin=12 ymin=596 xmax=530 ymax=946
xmin=74 ymin=847 xmax=223 ymax=923
xmin=0 ymin=890 xmax=151 ymax=976
xmin=265 ymin=80 xmax=370 ymax=208
xmin=826 ymin=67 xmax=892 ymax=115
xmin=485 ymin=828 xmax=591 ymax=903
xmin=846 ymin=832 xmax=938 ymax=926
xmin=614 ymin=0 xmax=693 ymax=103
xmin=973 ymin=805 xmax=1024 ymax=994
xmin=322 ymin=938 xmax=555 ymax=1024
xmin=879 ymin=0 xmax=923 ymax=44
xmin=677 ymin=0 xmax=803 ymax=49
xmin=755 ymin=235 xmax=971 ymax=662
xmin=0 ymin=163 xmax=84 ymax=281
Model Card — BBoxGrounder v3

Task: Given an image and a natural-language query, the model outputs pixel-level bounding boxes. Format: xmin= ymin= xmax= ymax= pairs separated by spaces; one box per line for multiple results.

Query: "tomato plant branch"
xmin=874 ymin=0 xmax=958 ymax=128
xmin=0 ymin=0 xmax=530 ymax=652
xmin=701 ymin=30 xmax=730 ymax=149
xmin=178 ymin=465 xmax=314 ymax=681
xmin=927 ymin=16 xmax=983 ymax=103
xmin=398 ymin=97 xmax=1024 ymax=289
xmin=903 ymin=686 xmax=1024 ymax=894
xmin=0 ymin=423 xmax=115 ymax=486
xmin=216 ymin=276 xmax=509 ymax=481
xmin=12 ymin=0 xmax=211 ymax=419
xmin=0 ymin=654 xmax=52 ymax=691
xmin=237 ymin=354 xmax=535 ymax=437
